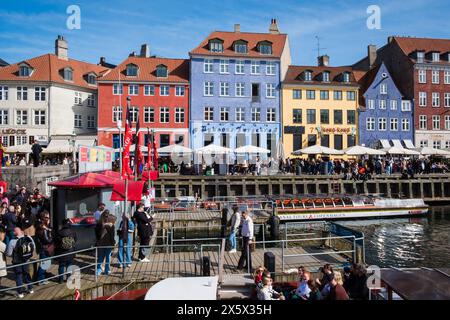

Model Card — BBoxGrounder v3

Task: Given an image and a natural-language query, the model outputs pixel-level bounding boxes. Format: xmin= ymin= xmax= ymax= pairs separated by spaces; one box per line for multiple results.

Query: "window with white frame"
xmin=156 ymin=65 xmax=168 ymax=78
xmin=144 ymin=107 xmax=154 ymax=123
xmin=234 ymin=42 xmax=248 ymax=54
xmin=220 ymin=82 xmax=229 ymax=96
xmin=417 ymin=52 xmax=425 ymax=63
xmin=19 ymin=65 xmax=31 ymax=77
xmin=34 ymin=110 xmax=45 ymax=125
xmin=445 ymin=71 xmax=450 ymax=84
xmin=209 ymin=40 xmax=223 ymax=53
xmin=251 ymin=61 xmax=260 ymax=75
xmin=204 ymin=59 xmax=213 ymax=73
xmin=126 ymin=64 xmax=138 ymax=76
xmin=1 ymin=136 xmax=7 ymax=147
xmin=445 ymin=116 xmax=450 ymax=130
xmin=343 ymin=72 xmax=350 ymax=83
xmin=378 ymin=118 xmax=387 ymax=131
xmin=266 ymin=61 xmax=276 ymax=75
xmin=175 ymin=86 xmax=185 ymax=97
xmin=0 ymin=86 xmax=8 ymax=101
xmin=432 ymin=52 xmax=440 ymax=62
xmin=204 ymin=107 xmax=213 ymax=121
xmin=128 ymin=84 xmax=139 ymax=95
xmin=391 ymin=100 xmax=397 ymax=110
xmin=251 ymin=108 xmax=260 ymax=122
xmin=380 ymin=83 xmax=387 ymax=94
xmin=160 ymin=107 xmax=169 ymax=123
xmin=322 ymin=72 xmax=330 ymax=82
xmin=175 ymin=108 xmax=184 ymax=123
xmin=259 ymin=43 xmax=272 ymax=55
xmin=220 ymin=60 xmax=229 ymax=74
xmin=433 ymin=115 xmax=440 ymax=130
xmin=367 ymin=99 xmax=375 ymax=109
xmin=432 ymin=92 xmax=440 ymax=107
xmin=419 ymin=92 xmax=427 ymax=107
xmin=390 ymin=118 xmax=398 ymax=131
xmin=347 ymin=91 xmax=356 ymax=101
xmin=433 ymin=141 xmax=441 ymax=149
xmin=445 ymin=93 xmax=450 ymax=107
xmin=160 ymin=85 xmax=170 ymax=96
xmin=74 ymin=92 xmax=82 ymax=105
xmin=306 ymin=90 xmax=315 ymax=100
xmin=0 ymin=110 xmax=8 ymax=125
xmin=87 ymin=94 xmax=95 ymax=107
xmin=16 ymin=110 xmax=27 ymax=125
xmin=144 ymin=85 xmax=155 ymax=96
xmin=418 ymin=70 xmax=426 ymax=83
xmin=16 ymin=136 xmax=27 ymax=145
xmin=235 ymin=60 xmax=245 ymax=74
xmin=304 ymin=71 xmax=312 ymax=81
xmin=34 ymin=87 xmax=45 ymax=101
xmin=293 ymin=90 xmax=301 ymax=99
xmin=87 ymin=74 xmax=96 ymax=85
xmin=17 ymin=87 xmax=28 ymax=101
xmin=220 ymin=107 xmax=229 ymax=122
xmin=112 ymin=106 xmax=122 ymax=122
xmin=113 ymin=83 xmax=123 ymax=95
xmin=401 ymin=118 xmax=410 ymax=131
xmin=432 ymin=70 xmax=440 ymax=84
xmin=334 ymin=90 xmax=342 ymax=100
xmin=419 ymin=115 xmax=427 ymax=130
xmin=87 ymin=115 xmax=95 ymax=129
xmin=366 ymin=117 xmax=375 ymax=131
xmin=379 ymin=100 xmax=386 ymax=109
xmin=63 ymin=68 xmax=73 ymax=81
xmin=235 ymin=83 xmax=245 ymax=97
xmin=401 ymin=101 xmax=411 ymax=111
xmin=204 ymin=82 xmax=214 ymax=96
xmin=236 ymin=107 xmax=244 ymax=122
xmin=419 ymin=140 xmax=428 ymax=148
xmin=266 ymin=108 xmax=276 ymax=122
xmin=266 ymin=84 xmax=275 ymax=98
xmin=74 ymin=114 xmax=82 ymax=128
xmin=130 ymin=107 xmax=139 ymax=122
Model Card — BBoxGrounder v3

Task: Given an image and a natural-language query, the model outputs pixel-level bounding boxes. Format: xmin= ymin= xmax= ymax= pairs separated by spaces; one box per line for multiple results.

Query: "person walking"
xmin=6 ymin=227 xmax=35 ymax=298
xmin=3 ymin=205 xmax=17 ymax=246
xmin=35 ymin=212 xmax=53 ymax=285
xmin=54 ymin=219 xmax=77 ymax=283
xmin=237 ymin=211 xmax=254 ymax=272
xmin=133 ymin=203 xmax=153 ymax=262
xmin=228 ymin=205 xmax=240 ymax=253
xmin=95 ymin=211 xmax=116 ymax=276
xmin=117 ymin=213 xmax=134 ymax=268
xmin=93 ymin=203 xmax=106 ymax=222
xmin=31 ymin=141 xmax=42 ymax=168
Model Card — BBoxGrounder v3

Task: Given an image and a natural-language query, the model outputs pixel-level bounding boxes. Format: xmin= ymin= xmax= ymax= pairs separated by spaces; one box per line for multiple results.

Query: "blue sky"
xmin=0 ymin=0 xmax=449 ymax=66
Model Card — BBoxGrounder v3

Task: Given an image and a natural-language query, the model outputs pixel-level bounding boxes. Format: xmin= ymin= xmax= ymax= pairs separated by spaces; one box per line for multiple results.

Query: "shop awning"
xmin=392 ymin=139 xmax=404 ymax=148
xmin=110 ymin=180 xmax=145 ymax=202
xmin=5 ymin=144 xmax=32 ymax=154
xmin=48 ymin=172 xmax=117 ymax=189
xmin=42 ymin=139 xmax=72 ymax=154
xmin=379 ymin=139 xmax=391 ymax=149
xmin=403 ymin=140 xmax=416 ymax=149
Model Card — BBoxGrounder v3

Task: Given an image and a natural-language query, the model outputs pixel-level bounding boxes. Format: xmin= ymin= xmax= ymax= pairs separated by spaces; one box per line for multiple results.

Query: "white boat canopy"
xmin=381 ymin=146 xmax=420 ymax=155
xmin=42 ymin=140 xmax=73 ymax=154
xmin=292 ymin=145 xmax=344 ymax=155
xmin=5 ymin=144 xmax=32 ymax=154
xmin=417 ymin=147 xmax=450 ymax=156
xmin=344 ymin=145 xmax=386 ymax=156
xmin=157 ymin=144 xmax=193 ymax=154
xmin=196 ymin=144 xmax=232 ymax=154
xmin=145 ymin=276 xmax=218 ymax=300
xmin=234 ymin=145 xmax=270 ymax=154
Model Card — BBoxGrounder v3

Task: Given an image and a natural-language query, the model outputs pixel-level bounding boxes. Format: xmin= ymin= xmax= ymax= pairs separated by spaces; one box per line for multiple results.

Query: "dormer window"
xmin=209 ymin=39 xmax=224 ymax=53
xmin=322 ymin=71 xmax=330 ymax=82
xmin=342 ymin=72 xmax=350 ymax=83
xmin=417 ymin=51 xmax=425 ymax=63
xmin=126 ymin=64 xmax=138 ymax=77
xmin=63 ymin=68 xmax=73 ymax=81
xmin=156 ymin=64 xmax=168 ymax=78
xmin=304 ymin=70 xmax=312 ymax=81
xmin=258 ymin=41 xmax=273 ymax=55
xmin=19 ymin=65 xmax=32 ymax=77
xmin=234 ymin=40 xmax=248 ymax=54
xmin=432 ymin=52 xmax=440 ymax=62
xmin=87 ymin=74 xmax=97 ymax=85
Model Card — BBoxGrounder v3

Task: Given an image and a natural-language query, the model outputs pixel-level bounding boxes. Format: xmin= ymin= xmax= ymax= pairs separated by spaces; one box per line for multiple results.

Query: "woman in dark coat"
xmin=133 ymin=203 xmax=153 ymax=262
xmin=95 ymin=210 xmax=116 ymax=275
xmin=55 ymin=219 xmax=77 ymax=283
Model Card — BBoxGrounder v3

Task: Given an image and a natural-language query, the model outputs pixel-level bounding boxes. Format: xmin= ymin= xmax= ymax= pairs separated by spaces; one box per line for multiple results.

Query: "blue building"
xmin=189 ymin=20 xmax=291 ymax=155
xmin=358 ymin=62 xmax=414 ymax=148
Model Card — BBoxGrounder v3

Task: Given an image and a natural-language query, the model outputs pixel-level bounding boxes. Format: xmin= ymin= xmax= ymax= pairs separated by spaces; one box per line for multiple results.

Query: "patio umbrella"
xmin=417 ymin=147 xmax=450 ymax=156
xmin=234 ymin=145 xmax=270 ymax=154
xmin=381 ymin=146 xmax=420 ymax=155
xmin=196 ymin=144 xmax=232 ymax=154
xmin=157 ymin=144 xmax=193 ymax=154
xmin=5 ymin=144 xmax=32 ymax=153
xmin=292 ymin=145 xmax=344 ymax=156
xmin=344 ymin=145 xmax=386 ymax=156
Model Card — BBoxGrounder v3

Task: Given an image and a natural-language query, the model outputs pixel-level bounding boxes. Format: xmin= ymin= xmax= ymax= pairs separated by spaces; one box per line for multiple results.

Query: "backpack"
xmin=60 ymin=236 xmax=75 ymax=250
xmin=14 ymin=236 xmax=34 ymax=263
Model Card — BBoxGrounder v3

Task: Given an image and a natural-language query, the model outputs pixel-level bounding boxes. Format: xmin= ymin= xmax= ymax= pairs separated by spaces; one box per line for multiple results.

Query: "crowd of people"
xmin=1 ymin=155 xmax=73 ymax=167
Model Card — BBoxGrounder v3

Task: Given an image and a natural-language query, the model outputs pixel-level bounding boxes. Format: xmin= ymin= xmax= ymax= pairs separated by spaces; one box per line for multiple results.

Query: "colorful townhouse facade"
xmin=0 ymin=35 xmax=109 ymax=149
xmin=97 ymin=45 xmax=190 ymax=151
xmin=189 ymin=20 xmax=291 ymax=155
xmin=354 ymin=37 xmax=450 ymax=149
xmin=281 ymin=56 xmax=359 ymax=155
xmin=356 ymin=61 xmax=414 ymax=148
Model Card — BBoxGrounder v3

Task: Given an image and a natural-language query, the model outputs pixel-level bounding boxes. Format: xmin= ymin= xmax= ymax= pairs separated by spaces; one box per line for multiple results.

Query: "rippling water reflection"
xmin=338 ymin=205 xmax=450 ymax=268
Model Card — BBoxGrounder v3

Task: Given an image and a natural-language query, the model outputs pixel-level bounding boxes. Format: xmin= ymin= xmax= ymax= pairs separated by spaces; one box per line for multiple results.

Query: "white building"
xmin=0 ymin=36 xmax=110 ymax=150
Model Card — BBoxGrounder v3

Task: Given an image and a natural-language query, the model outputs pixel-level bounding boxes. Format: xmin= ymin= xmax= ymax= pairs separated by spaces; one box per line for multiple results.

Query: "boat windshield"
xmin=342 ymin=197 xmax=354 ymax=206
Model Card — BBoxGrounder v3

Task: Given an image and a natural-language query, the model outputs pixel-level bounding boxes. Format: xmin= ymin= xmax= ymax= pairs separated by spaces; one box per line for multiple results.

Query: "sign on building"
xmin=78 ymin=145 xmax=114 ymax=173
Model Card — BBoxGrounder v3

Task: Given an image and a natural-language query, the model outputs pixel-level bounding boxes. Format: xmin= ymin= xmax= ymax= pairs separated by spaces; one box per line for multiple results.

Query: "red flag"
xmin=122 ymin=105 xmax=133 ymax=179
xmin=135 ymin=114 xmax=144 ymax=176
xmin=152 ymin=132 xmax=159 ymax=171
xmin=146 ymin=128 xmax=152 ymax=170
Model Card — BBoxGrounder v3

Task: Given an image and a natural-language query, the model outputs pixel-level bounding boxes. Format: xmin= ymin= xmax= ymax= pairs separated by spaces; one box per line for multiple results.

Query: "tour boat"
xmin=271 ymin=195 xmax=429 ymax=221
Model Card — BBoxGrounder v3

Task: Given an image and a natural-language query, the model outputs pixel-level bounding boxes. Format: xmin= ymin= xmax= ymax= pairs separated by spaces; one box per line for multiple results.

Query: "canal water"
xmin=337 ymin=205 xmax=450 ymax=268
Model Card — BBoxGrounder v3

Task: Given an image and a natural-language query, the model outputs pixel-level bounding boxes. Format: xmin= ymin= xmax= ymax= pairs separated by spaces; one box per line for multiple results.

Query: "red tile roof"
xmin=190 ymin=31 xmax=287 ymax=59
xmin=283 ymin=65 xmax=359 ymax=86
xmin=393 ymin=36 xmax=450 ymax=62
xmin=98 ymin=56 xmax=189 ymax=83
xmin=0 ymin=54 xmax=110 ymax=89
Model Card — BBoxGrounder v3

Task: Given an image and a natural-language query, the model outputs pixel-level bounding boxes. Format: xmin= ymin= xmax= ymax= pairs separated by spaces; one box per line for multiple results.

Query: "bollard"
xmin=269 ymin=216 xmax=280 ymax=240
xmin=221 ymin=208 xmax=228 ymax=238
xmin=202 ymin=256 xmax=211 ymax=276
xmin=264 ymin=252 xmax=276 ymax=280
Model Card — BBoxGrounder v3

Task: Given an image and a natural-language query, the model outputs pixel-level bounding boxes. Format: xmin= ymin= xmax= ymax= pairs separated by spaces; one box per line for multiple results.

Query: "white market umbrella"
xmin=344 ymin=145 xmax=386 ymax=156
xmin=234 ymin=145 xmax=270 ymax=154
xmin=381 ymin=146 xmax=420 ymax=155
xmin=292 ymin=145 xmax=343 ymax=156
xmin=417 ymin=147 xmax=450 ymax=156
xmin=158 ymin=144 xmax=193 ymax=154
xmin=196 ymin=144 xmax=232 ymax=154
xmin=5 ymin=144 xmax=32 ymax=154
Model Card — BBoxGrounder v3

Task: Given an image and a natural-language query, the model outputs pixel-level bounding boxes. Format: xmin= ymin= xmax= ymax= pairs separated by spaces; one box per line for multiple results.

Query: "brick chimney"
xmin=129 ymin=51 xmax=136 ymax=57
xmin=269 ymin=18 xmax=280 ymax=34
xmin=318 ymin=55 xmax=330 ymax=67
xmin=55 ymin=35 xmax=68 ymax=60
xmin=140 ymin=44 xmax=150 ymax=58
xmin=368 ymin=45 xmax=377 ymax=68
xmin=234 ymin=24 xmax=241 ymax=33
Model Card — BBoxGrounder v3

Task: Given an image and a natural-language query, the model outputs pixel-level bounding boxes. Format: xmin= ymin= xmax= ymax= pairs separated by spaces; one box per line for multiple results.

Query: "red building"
xmin=354 ymin=37 xmax=450 ymax=149
xmin=97 ymin=47 xmax=189 ymax=152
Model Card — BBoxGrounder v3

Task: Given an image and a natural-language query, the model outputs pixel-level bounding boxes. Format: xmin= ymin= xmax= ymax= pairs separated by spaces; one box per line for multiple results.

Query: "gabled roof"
xmin=0 ymin=54 xmax=110 ymax=89
xmin=283 ymin=65 xmax=358 ymax=86
xmin=393 ymin=36 xmax=450 ymax=63
xmin=98 ymin=56 xmax=189 ymax=83
xmin=190 ymin=31 xmax=287 ymax=58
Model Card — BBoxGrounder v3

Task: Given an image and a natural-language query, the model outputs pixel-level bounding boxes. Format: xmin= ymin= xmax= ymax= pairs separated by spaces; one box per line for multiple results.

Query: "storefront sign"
xmin=1 ymin=129 xmax=26 ymax=135
xmin=310 ymin=127 xmax=352 ymax=134
xmin=78 ymin=145 xmax=114 ymax=173
xmin=284 ymin=126 xmax=305 ymax=134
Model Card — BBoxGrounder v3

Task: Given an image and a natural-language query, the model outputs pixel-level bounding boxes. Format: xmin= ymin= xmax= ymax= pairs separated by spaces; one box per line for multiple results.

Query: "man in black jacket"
xmin=31 ymin=141 xmax=42 ymax=167
xmin=55 ymin=219 xmax=77 ymax=283
xmin=133 ymin=203 xmax=153 ymax=262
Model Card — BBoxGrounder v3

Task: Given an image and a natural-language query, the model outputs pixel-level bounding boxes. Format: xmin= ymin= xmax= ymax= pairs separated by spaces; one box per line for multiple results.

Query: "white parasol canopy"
xmin=417 ymin=147 xmax=450 ymax=156
xmin=344 ymin=145 xmax=386 ymax=156
xmin=157 ymin=144 xmax=193 ymax=154
xmin=292 ymin=145 xmax=344 ymax=156
xmin=42 ymin=140 xmax=72 ymax=154
xmin=381 ymin=146 xmax=420 ymax=155
xmin=196 ymin=144 xmax=232 ymax=154
xmin=234 ymin=145 xmax=270 ymax=154
xmin=5 ymin=144 xmax=32 ymax=154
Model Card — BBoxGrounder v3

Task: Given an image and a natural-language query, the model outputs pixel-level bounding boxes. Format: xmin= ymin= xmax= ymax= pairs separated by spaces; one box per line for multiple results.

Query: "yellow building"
xmin=282 ymin=58 xmax=359 ymax=157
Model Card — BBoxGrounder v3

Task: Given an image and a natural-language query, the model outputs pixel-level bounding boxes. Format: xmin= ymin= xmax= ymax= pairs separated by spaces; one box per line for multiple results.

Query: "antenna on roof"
xmin=314 ymin=36 xmax=326 ymax=59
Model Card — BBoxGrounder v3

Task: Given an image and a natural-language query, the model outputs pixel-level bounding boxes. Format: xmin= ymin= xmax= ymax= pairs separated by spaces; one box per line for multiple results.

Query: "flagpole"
xmin=122 ymin=96 xmax=131 ymax=279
